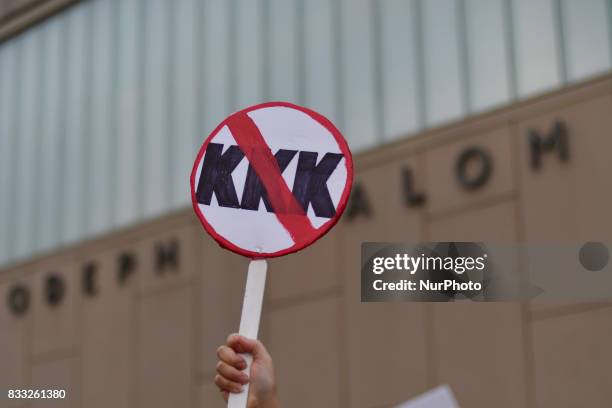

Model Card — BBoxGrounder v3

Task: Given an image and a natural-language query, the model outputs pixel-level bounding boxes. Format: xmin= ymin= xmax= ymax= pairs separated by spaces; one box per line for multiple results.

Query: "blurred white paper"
xmin=395 ymin=385 xmax=459 ymax=408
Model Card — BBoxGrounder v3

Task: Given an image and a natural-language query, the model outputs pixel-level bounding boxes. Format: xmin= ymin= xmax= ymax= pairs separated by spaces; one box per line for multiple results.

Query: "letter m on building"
xmin=528 ymin=120 xmax=570 ymax=170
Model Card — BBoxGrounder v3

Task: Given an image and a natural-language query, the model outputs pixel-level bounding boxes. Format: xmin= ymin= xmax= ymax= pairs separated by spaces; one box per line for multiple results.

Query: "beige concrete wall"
xmin=2 ymin=74 xmax=612 ymax=408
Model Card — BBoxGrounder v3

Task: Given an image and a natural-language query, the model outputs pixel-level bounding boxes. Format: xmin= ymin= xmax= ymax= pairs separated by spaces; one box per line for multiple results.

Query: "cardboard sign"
xmin=191 ymin=102 xmax=353 ymax=258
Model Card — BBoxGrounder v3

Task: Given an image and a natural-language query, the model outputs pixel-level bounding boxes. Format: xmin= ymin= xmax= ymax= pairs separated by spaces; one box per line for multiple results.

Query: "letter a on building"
xmin=190 ymin=102 xmax=353 ymax=258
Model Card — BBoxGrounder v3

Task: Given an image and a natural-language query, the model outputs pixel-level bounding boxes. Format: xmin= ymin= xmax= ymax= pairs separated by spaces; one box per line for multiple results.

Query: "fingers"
xmin=215 ymin=339 xmax=250 ymax=398
xmin=216 ymin=361 xmax=249 ymax=384
xmin=226 ymin=333 xmax=253 ymax=354
xmin=226 ymin=334 xmax=271 ymax=361
xmin=214 ymin=374 xmax=243 ymax=394
xmin=216 ymin=334 xmax=276 ymax=404
xmin=216 ymin=344 xmax=247 ymax=370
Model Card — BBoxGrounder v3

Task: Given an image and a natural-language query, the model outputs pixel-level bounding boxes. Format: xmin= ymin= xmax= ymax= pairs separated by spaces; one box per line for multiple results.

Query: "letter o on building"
xmin=455 ymin=146 xmax=493 ymax=190
xmin=7 ymin=284 xmax=30 ymax=316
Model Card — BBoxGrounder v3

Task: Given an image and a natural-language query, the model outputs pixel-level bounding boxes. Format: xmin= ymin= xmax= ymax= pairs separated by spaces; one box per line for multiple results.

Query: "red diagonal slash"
xmin=226 ymin=112 xmax=317 ymax=245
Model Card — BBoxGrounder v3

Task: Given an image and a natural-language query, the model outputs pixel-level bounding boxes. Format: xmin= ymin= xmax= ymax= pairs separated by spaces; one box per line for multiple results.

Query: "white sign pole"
xmin=227 ymin=259 xmax=268 ymax=408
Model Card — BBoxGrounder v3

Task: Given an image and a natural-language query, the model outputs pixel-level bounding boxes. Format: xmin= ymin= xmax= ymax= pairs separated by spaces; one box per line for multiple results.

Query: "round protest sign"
xmin=190 ymin=101 xmax=353 ymax=258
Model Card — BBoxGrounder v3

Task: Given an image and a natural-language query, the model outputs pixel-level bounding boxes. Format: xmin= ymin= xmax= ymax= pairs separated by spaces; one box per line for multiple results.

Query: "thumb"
xmin=227 ymin=334 xmax=270 ymax=361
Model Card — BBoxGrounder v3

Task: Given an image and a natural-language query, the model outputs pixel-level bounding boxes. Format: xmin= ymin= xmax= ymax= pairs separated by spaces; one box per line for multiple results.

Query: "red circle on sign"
xmin=190 ymin=101 xmax=353 ymax=259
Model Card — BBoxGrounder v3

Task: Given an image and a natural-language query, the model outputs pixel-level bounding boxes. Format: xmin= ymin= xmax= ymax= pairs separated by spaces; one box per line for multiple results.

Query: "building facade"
xmin=2 ymin=1 xmax=612 ymax=408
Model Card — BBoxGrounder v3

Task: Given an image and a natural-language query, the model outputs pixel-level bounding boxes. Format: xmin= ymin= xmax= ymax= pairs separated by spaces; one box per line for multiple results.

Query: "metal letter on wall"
xmin=401 ymin=167 xmax=426 ymax=207
xmin=155 ymin=239 xmax=180 ymax=274
xmin=82 ymin=261 xmax=98 ymax=296
xmin=117 ymin=252 xmax=136 ymax=285
xmin=528 ymin=120 xmax=570 ymax=170
xmin=455 ymin=146 xmax=493 ymax=190
xmin=45 ymin=274 xmax=65 ymax=306
xmin=346 ymin=183 xmax=372 ymax=220
xmin=7 ymin=284 xmax=30 ymax=317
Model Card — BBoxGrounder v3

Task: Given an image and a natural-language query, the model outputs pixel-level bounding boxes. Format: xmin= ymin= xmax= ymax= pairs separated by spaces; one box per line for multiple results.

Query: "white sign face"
xmin=191 ymin=102 xmax=353 ymax=258
xmin=395 ymin=385 xmax=460 ymax=408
